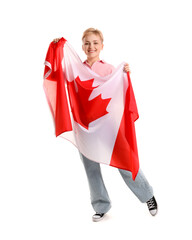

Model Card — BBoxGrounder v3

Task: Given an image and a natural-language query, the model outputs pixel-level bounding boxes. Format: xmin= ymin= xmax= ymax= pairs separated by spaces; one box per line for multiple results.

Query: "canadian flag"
xmin=44 ymin=38 xmax=139 ymax=180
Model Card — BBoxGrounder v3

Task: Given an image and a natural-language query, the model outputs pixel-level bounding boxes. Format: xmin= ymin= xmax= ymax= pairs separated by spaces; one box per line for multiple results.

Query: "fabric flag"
xmin=43 ymin=37 xmax=140 ymax=180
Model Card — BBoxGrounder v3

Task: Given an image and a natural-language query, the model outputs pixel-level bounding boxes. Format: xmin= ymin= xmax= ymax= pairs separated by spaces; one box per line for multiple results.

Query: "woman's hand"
xmin=124 ymin=63 xmax=131 ymax=73
xmin=53 ymin=38 xmax=61 ymax=43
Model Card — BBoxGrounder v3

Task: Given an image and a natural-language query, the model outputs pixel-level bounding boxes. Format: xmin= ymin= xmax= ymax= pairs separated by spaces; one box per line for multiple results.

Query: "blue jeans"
xmin=80 ymin=153 xmax=153 ymax=214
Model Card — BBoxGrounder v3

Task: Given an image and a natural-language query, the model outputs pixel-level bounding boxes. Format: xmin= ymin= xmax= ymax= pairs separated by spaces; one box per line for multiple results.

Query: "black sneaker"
xmin=146 ymin=196 xmax=158 ymax=216
xmin=92 ymin=213 xmax=105 ymax=222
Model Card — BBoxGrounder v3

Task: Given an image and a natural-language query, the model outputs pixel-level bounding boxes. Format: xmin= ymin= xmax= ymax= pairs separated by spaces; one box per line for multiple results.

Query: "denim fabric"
xmin=80 ymin=153 xmax=153 ymax=213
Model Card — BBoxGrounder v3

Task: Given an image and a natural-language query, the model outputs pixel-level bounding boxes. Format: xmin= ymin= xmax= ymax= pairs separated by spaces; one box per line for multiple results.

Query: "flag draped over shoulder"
xmin=43 ymin=37 xmax=140 ymax=180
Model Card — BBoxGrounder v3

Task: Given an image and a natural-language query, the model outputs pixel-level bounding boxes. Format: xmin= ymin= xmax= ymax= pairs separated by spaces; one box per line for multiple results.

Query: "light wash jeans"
xmin=80 ymin=153 xmax=153 ymax=214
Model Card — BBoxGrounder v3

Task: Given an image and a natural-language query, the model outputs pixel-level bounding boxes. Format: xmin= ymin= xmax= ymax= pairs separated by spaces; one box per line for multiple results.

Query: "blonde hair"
xmin=82 ymin=28 xmax=104 ymax=43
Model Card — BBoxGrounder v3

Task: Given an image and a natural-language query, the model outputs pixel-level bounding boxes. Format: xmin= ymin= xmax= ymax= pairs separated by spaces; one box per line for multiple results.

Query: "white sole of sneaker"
xmin=92 ymin=215 xmax=105 ymax=222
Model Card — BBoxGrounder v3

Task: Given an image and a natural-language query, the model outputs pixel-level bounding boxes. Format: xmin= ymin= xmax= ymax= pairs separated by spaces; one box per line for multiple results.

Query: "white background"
xmin=0 ymin=0 xmax=192 ymax=239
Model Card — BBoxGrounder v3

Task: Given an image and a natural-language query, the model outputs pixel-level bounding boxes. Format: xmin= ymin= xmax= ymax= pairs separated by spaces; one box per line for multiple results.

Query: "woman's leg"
xmin=80 ymin=153 xmax=111 ymax=214
xmin=118 ymin=168 xmax=153 ymax=203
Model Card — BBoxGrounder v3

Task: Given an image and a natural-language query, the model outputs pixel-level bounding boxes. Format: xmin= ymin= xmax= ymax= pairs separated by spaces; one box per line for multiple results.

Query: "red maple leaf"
xmin=67 ymin=76 xmax=111 ymax=129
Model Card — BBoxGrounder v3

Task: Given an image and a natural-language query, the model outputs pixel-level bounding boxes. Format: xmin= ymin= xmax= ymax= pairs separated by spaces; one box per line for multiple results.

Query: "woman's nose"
xmin=89 ymin=43 xmax=93 ymax=48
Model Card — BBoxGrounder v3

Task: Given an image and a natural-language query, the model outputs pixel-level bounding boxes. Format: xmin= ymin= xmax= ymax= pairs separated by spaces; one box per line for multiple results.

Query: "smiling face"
xmin=82 ymin=33 xmax=104 ymax=64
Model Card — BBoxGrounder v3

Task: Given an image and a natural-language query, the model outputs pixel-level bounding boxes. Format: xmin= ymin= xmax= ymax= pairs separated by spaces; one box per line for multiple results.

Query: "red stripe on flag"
xmin=110 ymin=73 xmax=139 ymax=180
xmin=44 ymin=38 xmax=73 ymax=136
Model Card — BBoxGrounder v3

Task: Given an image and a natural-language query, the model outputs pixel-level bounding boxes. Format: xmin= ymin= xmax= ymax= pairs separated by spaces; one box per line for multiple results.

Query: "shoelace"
xmin=147 ymin=198 xmax=156 ymax=210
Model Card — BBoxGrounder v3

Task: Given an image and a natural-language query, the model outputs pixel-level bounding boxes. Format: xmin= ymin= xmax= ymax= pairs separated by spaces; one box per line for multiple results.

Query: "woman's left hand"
xmin=124 ymin=63 xmax=131 ymax=73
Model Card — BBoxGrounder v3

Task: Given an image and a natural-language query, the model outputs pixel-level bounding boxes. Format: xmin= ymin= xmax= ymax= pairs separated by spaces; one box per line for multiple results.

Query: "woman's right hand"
xmin=53 ymin=38 xmax=61 ymax=43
